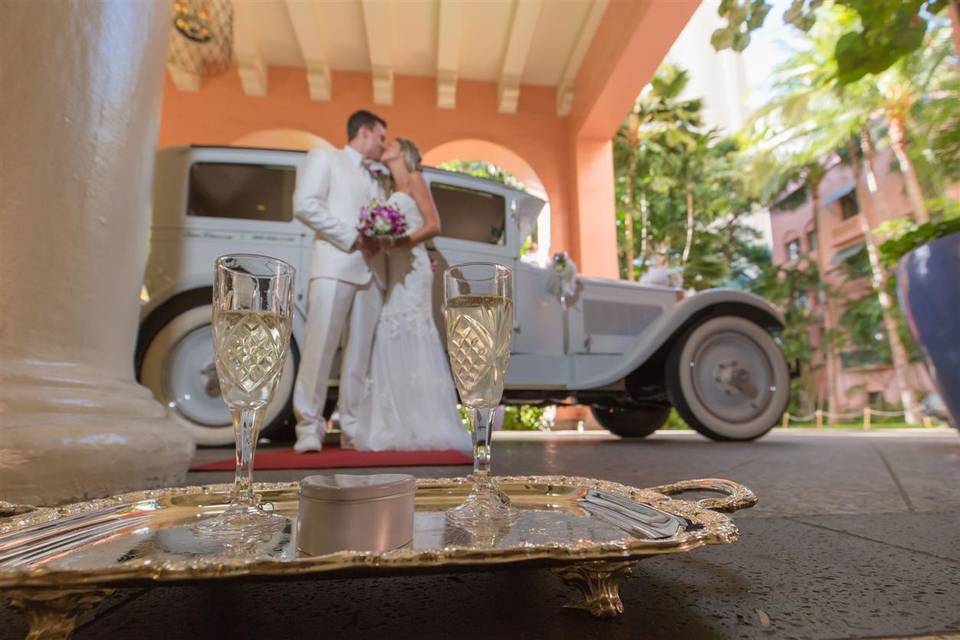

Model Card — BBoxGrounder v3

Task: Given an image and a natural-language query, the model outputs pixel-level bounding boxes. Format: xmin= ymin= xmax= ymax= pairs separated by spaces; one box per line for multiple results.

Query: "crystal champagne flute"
xmin=194 ymin=254 xmax=294 ymax=538
xmin=443 ymin=263 xmax=518 ymax=527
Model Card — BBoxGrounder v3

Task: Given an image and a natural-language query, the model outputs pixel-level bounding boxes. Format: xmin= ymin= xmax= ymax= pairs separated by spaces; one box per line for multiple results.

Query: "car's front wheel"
xmin=591 ymin=406 xmax=671 ymax=438
xmin=666 ymin=316 xmax=789 ymax=441
xmin=138 ymin=301 xmax=298 ymax=446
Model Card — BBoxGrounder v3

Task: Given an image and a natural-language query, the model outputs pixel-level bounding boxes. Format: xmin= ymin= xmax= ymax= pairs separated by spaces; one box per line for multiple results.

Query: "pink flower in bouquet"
xmin=358 ymin=199 xmax=407 ymax=238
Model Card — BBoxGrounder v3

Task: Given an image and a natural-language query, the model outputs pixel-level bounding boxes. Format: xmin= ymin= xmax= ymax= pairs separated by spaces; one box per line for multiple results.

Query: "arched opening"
xmin=424 ymin=139 xmax=552 ymax=265
xmin=231 ymin=129 xmax=334 ymax=151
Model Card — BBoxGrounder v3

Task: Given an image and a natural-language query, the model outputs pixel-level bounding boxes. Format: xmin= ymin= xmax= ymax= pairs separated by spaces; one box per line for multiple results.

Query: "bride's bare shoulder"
xmin=408 ymin=172 xmax=430 ymax=195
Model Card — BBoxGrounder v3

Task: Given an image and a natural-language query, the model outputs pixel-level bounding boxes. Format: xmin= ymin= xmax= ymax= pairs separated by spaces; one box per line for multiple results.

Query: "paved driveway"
xmin=4 ymin=429 xmax=959 ymax=639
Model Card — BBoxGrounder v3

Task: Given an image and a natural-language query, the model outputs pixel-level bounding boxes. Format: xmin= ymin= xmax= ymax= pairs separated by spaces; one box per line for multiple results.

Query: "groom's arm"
xmin=293 ymin=149 xmax=359 ymax=252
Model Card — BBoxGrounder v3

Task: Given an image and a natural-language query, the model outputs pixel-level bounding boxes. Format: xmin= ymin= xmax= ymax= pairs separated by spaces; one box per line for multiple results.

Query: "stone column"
xmin=0 ymin=0 xmax=194 ymax=505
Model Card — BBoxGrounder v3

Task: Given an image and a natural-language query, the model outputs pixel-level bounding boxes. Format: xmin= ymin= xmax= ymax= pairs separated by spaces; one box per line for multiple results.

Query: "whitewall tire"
xmin=667 ymin=316 xmax=789 ymax=441
xmin=139 ymin=304 xmax=298 ymax=446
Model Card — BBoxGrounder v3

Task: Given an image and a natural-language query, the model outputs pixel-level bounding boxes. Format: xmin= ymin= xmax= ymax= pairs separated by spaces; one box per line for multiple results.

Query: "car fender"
xmin=140 ymin=274 xmax=213 ymax=320
xmin=569 ymin=289 xmax=784 ymax=391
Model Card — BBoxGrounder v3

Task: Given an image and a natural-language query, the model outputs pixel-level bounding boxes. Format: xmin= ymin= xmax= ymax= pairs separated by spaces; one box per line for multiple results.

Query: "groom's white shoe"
xmin=293 ymin=433 xmax=323 ymax=454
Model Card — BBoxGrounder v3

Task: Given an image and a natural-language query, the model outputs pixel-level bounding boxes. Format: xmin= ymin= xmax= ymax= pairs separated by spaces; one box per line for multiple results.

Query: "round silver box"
xmin=296 ymin=473 xmax=416 ymax=556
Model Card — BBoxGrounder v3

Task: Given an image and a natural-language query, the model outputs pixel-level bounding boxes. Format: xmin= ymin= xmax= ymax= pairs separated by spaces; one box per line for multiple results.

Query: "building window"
xmin=839 ymin=193 xmax=859 ymax=220
xmin=786 ymin=238 xmax=801 ymax=261
xmin=795 ymin=290 xmax=810 ymax=310
xmin=867 ymin=391 xmax=883 ymax=408
xmin=807 ymin=230 xmax=817 ymax=252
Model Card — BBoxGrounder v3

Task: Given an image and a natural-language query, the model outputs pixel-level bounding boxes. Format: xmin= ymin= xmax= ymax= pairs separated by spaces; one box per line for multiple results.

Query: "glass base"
xmin=446 ymin=474 xmax=519 ymax=529
xmin=193 ymin=504 xmax=286 ymax=540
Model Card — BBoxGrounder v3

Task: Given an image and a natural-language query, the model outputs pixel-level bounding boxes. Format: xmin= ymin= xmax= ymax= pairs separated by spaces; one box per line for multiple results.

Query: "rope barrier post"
xmin=864 ymin=406 xmax=871 ymax=430
xmin=781 ymin=412 xmax=790 ymax=429
xmin=922 ymin=416 xmax=932 ymax=428
xmin=815 ymin=409 xmax=823 ymax=429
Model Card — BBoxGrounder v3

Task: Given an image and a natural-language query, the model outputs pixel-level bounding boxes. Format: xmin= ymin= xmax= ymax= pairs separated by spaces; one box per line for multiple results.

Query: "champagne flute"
xmin=194 ymin=254 xmax=294 ymax=538
xmin=443 ymin=263 xmax=518 ymax=527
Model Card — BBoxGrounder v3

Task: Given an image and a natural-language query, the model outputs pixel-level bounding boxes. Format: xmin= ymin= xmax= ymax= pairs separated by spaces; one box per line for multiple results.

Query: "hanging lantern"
xmin=168 ymin=0 xmax=234 ymax=78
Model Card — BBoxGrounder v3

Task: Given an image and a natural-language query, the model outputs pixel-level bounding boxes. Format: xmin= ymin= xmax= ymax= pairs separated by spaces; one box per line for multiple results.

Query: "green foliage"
xmin=615 ymin=64 xmax=762 ymax=285
xmin=501 ymin=405 xmax=546 ymax=431
xmin=838 ymin=245 xmax=871 ymax=280
xmin=458 ymin=404 xmax=546 ymax=431
xmin=711 ymin=0 xmax=776 ymax=51
xmin=878 ymin=206 xmax=960 ymax=267
xmin=919 ymin=73 xmax=960 ymax=178
xmin=661 ymin=409 xmax=691 ymax=430
xmin=437 ymin=160 xmax=526 ymax=191
xmin=713 ymin=0 xmax=950 ymax=85
xmin=748 ymin=256 xmax=822 ymax=364
xmin=839 ymin=295 xmax=891 ymax=361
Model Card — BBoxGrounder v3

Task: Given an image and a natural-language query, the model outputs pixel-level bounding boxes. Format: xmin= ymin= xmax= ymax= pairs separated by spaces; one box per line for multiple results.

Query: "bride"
xmin=345 ymin=138 xmax=471 ymax=452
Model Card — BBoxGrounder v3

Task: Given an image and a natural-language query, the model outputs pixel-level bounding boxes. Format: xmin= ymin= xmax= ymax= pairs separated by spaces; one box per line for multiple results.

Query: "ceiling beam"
xmin=285 ymin=0 xmax=331 ymax=101
xmin=571 ymin=0 xmax=698 ymax=139
xmin=556 ymin=0 xmax=608 ymax=116
xmin=436 ymin=0 xmax=462 ymax=109
xmin=498 ymin=0 xmax=543 ymax=114
xmin=233 ymin=1 xmax=267 ymax=96
xmin=361 ymin=0 xmax=394 ymax=105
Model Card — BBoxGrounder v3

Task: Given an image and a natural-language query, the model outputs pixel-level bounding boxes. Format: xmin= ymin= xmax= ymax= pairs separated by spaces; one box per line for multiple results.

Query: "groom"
xmin=292 ymin=110 xmax=388 ymax=452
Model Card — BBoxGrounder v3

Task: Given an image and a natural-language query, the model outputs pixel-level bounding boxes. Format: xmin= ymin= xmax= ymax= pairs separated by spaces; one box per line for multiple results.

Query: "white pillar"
xmin=0 ymin=0 xmax=195 ymax=505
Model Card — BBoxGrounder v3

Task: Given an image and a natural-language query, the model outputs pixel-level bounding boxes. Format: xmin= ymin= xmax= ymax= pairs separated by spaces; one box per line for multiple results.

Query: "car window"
xmin=187 ymin=162 xmax=296 ymax=222
xmin=429 ymin=182 xmax=506 ymax=245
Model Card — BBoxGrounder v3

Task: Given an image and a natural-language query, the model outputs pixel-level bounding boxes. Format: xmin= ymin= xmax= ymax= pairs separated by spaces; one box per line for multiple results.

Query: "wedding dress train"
xmin=346 ymin=191 xmax=471 ymax=452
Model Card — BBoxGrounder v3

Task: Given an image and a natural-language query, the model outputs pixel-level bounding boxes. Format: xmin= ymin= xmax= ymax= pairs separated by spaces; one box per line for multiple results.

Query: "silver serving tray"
xmin=0 ymin=476 xmax=756 ymax=627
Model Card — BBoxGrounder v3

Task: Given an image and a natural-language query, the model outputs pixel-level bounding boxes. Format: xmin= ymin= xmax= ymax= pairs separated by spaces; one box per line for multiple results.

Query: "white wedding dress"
xmin=347 ymin=191 xmax=471 ymax=452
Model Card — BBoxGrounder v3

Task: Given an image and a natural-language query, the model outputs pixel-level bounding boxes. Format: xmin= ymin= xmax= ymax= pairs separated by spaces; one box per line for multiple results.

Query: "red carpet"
xmin=191 ymin=446 xmax=472 ymax=471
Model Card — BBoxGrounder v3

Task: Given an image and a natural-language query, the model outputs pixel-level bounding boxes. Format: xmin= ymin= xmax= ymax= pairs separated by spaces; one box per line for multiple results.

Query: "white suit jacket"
xmin=293 ymin=146 xmax=387 ymax=286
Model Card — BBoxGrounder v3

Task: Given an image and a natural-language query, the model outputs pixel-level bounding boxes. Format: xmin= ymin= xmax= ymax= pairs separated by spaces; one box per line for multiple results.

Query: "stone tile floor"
xmin=3 ymin=429 xmax=959 ymax=639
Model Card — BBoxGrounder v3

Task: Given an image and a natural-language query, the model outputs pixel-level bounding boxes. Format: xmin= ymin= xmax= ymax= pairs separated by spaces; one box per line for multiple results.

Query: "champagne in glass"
xmin=195 ymin=254 xmax=294 ymax=539
xmin=443 ymin=263 xmax=518 ymax=527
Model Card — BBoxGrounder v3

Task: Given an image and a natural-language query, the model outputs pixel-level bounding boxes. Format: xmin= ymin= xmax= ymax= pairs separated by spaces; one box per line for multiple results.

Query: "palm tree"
xmin=750 ymin=5 xmax=924 ymax=423
xmin=850 ymin=130 xmax=920 ymax=423
xmin=615 ymin=65 xmax=702 ymax=280
xmin=744 ymin=146 xmax=845 ymax=418
xmin=869 ymin=23 xmax=955 ymax=223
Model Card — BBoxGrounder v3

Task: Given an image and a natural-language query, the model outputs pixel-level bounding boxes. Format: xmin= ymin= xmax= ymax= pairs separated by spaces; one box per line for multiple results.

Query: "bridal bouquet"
xmin=357 ymin=199 xmax=407 ymax=238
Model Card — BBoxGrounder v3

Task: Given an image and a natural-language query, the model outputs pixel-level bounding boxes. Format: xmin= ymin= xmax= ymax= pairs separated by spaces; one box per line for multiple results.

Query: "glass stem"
xmin=231 ymin=407 xmax=263 ymax=508
xmin=470 ymin=406 xmax=496 ymax=479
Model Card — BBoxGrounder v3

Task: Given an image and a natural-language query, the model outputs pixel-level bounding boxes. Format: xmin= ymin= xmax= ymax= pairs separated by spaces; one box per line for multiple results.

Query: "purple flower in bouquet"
xmin=358 ymin=199 xmax=408 ymax=238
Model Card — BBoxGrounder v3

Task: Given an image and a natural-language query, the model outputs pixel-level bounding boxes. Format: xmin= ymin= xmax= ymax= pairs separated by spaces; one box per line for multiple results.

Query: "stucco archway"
xmin=231 ymin=128 xmax=334 ymax=151
xmin=423 ymin=139 xmax=545 ymax=194
xmin=423 ymin=139 xmax=552 ymax=262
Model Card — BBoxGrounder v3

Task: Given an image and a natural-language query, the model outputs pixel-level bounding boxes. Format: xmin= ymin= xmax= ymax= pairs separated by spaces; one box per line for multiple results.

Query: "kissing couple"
xmin=291 ymin=109 xmax=469 ymax=454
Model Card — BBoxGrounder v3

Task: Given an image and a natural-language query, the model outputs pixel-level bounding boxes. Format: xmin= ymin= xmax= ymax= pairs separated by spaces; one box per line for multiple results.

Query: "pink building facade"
xmin=769 ymin=148 xmax=935 ymax=415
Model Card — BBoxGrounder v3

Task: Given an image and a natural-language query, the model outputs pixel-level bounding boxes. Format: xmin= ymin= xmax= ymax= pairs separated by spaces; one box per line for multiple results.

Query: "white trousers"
xmin=294 ymin=277 xmax=383 ymax=440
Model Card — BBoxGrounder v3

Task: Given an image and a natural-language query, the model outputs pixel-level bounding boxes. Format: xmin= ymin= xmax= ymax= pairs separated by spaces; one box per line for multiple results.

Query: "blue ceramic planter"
xmin=896 ymin=231 xmax=960 ymax=427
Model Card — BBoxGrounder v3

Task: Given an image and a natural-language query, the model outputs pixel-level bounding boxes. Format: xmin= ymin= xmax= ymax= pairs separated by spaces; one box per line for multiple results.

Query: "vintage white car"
xmin=138 ymin=145 xmax=790 ymax=446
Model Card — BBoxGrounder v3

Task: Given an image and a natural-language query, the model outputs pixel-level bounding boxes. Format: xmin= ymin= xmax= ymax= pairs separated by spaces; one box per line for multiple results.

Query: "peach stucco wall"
xmin=158 ymin=67 xmax=582 ymax=267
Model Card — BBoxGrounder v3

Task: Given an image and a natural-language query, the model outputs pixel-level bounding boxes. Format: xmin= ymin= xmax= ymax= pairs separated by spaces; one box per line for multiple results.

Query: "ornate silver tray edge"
xmin=0 ymin=475 xmax=757 ymax=590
